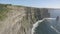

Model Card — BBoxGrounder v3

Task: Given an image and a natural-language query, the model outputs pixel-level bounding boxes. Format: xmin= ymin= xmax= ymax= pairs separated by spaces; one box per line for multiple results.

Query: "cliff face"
xmin=0 ymin=4 xmax=50 ymax=34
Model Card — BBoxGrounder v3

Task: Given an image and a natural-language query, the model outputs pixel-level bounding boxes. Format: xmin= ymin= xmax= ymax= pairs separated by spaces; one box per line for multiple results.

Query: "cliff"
xmin=0 ymin=4 xmax=50 ymax=34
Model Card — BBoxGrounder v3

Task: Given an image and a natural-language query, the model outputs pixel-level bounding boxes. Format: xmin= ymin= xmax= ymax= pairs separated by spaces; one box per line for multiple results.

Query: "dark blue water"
xmin=49 ymin=9 xmax=60 ymax=18
xmin=34 ymin=9 xmax=60 ymax=34
xmin=34 ymin=19 xmax=58 ymax=34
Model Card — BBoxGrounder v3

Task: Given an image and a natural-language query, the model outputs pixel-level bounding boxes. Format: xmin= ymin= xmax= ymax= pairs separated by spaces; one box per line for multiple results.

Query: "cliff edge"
xmin=0 ymin=4 xmax=50 ymax=34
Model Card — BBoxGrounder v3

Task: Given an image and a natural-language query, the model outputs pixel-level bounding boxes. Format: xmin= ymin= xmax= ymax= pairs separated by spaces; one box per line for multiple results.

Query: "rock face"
xmin=0 ymin=4 xmax=50 ymax=34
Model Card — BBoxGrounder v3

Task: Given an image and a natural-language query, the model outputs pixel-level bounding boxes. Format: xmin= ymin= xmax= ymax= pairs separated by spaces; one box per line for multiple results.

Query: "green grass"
xmin=0 ymin=5 xmax=8 ymax=21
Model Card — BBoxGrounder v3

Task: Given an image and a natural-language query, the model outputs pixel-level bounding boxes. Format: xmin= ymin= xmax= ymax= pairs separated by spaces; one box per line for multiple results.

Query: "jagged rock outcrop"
xmin=0 ymin=4 xmax=50 ymax=34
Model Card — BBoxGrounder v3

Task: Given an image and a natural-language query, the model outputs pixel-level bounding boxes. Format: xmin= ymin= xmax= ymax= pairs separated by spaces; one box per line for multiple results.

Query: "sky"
xmin=0 ymin=0 xmax=60 ymax=8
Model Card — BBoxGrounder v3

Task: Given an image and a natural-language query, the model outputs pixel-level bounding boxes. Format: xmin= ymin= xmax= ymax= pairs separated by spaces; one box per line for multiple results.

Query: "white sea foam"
xmin=50 ymin=26 xmax=60 ymax=34
xmin=32 ymin=18 xmax=56 ymax=34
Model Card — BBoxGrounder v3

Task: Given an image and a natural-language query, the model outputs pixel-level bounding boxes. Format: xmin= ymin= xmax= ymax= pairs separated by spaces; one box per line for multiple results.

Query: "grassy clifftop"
xmin=0 ymin=4 xmax=10 ymax=21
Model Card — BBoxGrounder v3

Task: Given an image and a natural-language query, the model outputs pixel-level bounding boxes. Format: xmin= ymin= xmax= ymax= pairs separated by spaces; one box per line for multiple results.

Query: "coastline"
xmin=31 ymin=19 xmax=44 ymax=34
xmin=31 ymin=18 xmax=56 ymax=34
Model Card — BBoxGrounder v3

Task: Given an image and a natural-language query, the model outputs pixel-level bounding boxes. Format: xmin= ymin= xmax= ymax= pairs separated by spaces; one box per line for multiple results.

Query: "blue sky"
xmin=0 ymin=0 xmax=60 ymax=8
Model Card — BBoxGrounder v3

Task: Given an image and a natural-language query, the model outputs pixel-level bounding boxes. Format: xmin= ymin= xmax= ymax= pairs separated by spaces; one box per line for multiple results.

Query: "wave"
xmin=32 ymin=18 xmax=56 ymax=34
xmin=50 ymin=26 xmax=60 ymax=34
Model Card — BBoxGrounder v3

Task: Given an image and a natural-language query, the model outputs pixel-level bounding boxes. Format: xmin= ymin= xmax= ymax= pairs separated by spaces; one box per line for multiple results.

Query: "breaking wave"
xmin=32 ymin=18 xmax=56 ymax=34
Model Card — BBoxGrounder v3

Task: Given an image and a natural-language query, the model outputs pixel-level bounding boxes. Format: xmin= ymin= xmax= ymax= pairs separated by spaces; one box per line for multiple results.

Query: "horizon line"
xmin=0 ymin=3 xmax=60 ymax=9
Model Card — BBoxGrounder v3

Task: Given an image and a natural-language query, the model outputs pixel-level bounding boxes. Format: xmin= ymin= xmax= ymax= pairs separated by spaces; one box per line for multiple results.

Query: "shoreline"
xmin=31 ymin=18 xmax=56 ymax=34
xmin=31 ymin=19 xmax=44 ymax=34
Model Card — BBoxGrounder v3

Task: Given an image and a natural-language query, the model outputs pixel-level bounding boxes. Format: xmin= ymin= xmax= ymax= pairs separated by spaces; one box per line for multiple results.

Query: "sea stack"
xmin=56 ymin=16 xmax=59 ymax=21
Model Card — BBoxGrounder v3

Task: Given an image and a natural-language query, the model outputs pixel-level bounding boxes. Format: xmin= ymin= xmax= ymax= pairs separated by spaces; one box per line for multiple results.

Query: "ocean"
xmin=32 ymin=9 xmax=60 ymax=34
